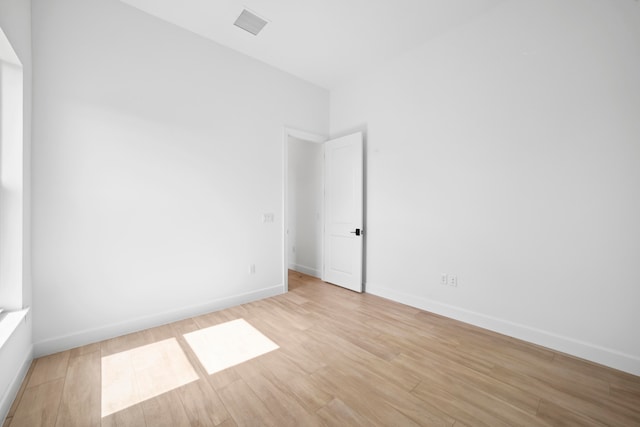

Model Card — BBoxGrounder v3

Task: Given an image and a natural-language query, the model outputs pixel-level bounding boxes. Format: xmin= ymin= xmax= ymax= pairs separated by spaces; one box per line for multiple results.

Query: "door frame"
xmin=282 ymin=127 xmax=327 ymax=293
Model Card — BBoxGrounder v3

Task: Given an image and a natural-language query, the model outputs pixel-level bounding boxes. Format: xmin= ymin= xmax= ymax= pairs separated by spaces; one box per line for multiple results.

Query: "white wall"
xmin=331 ymin=0 xmax=640 ymax=375
xmin=31 ymin=0 xmax=329 ymax=355
xmin=0 ymin=0 xmax=32 ymax=421
xmin=287 ymin=136 xmax=323 ymax=277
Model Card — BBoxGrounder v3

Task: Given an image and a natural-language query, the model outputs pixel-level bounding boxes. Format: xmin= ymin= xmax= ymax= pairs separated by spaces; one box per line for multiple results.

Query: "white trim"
xmin=288 ymin=263 xmax=321 ymax=279
xmin=0 ymin=308 xmax=29 ymax=350
xmin=366 ymin=282 xmax=640 ymax=376
xmin=282 ymin=127 xmax=327 ymax=293
xmin=0 ymin=343 xmax=32 ymax=424
xmin=0 ymin=27 xmax=22 ymax=66
xmin=33 ymin=285 xmax=282 ymax=358
xmin=284 ymin=127 xmax=326 ymax=144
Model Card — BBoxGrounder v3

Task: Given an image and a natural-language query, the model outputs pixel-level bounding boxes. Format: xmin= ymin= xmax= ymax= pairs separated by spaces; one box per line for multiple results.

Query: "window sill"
xmin=0 ymin=307 xmax=29 ymax=350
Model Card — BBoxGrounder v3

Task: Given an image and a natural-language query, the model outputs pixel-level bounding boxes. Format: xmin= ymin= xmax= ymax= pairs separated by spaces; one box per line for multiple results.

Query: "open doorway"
xmin=288 ymin=136 xmax=324 ymax=277
xmin=282 ymin=128 xmax=365 ymax=293
xmin=282 ymin=128 xmax=326 ymax=292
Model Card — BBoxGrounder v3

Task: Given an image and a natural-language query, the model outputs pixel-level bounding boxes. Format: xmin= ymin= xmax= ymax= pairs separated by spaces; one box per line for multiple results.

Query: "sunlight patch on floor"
xmin=101 ymin=337 xmax=198 ymax=417
xmin=184 ymin=318 xmax=279 ymax=375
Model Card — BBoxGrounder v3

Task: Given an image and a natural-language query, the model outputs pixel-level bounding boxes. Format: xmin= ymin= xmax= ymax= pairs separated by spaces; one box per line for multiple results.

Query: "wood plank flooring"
xmin=4 ymin=271 xmax=640 ymax=426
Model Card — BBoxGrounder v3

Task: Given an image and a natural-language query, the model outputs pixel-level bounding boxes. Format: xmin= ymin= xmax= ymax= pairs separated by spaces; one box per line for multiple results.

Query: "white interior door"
xmin=323 ymin=132 xmax=363 ymax=292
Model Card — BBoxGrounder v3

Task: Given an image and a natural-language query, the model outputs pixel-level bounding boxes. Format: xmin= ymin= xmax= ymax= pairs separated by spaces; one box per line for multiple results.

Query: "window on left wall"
xmin=0 ymin=24 xmax=25 ymax=314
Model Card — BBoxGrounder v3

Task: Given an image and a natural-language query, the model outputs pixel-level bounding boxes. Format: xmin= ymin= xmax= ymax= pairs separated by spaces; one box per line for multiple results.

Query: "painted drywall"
xmin=0 ymin=0 xmax=32 ymax=421
xmin=31 ymin=0 xmax=328 ymax=355
xmin=331 ymin=0 xmax=640 ymax=374
xmin=287 ymin=136 xmax=323 ymax=277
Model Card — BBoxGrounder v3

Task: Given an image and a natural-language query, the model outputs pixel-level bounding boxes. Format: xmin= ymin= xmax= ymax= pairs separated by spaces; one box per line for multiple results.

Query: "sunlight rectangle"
xmin=184 ymin=318 xmax=279 ymax=375
xmin=101 ymin=337 xmax=198 ymax=417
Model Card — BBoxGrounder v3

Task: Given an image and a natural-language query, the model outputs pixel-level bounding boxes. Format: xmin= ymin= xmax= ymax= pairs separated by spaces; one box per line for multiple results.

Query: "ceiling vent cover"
xmin=234 ymin=9 xmax=268 ymax=36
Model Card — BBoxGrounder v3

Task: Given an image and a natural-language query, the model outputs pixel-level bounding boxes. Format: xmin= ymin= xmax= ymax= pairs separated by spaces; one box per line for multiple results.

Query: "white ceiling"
xmin=120 ymin=0 xmax=504 ymax=89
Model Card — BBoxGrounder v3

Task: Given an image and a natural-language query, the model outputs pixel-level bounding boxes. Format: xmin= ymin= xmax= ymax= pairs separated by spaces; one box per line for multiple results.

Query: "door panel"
xmin=323 ymin=132 xmax=363 ymax=292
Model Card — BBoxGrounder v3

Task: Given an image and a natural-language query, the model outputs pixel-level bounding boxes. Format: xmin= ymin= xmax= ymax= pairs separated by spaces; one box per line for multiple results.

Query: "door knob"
xmin=350 ymin=228 xmax=361 ymax=236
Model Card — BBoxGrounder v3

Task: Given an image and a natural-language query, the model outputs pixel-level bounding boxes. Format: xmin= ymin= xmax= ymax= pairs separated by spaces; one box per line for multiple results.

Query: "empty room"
xmin=1 ymin=0 xmax=639 ymax=425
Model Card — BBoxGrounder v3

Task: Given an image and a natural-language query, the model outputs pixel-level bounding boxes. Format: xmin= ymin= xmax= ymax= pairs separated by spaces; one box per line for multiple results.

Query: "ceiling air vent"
xmin=234 ymin=9 xmax=268 ymax=36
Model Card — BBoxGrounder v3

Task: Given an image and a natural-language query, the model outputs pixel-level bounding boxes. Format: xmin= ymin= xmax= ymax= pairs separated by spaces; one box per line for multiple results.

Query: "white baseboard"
xmin=289 ymin=263 xmax=321 ymax=278
xmin=366 ymin=282 xmax=640 ymax=377
xmin=34 ymin=285 xmax=283 ymax=358
xmin=0 ymin=344 xmax=33 ymax=424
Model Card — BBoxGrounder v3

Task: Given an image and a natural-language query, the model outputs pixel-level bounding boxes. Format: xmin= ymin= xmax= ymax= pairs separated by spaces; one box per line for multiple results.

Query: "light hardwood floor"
xmin=4 ymin=271 xmax=640 ymax=426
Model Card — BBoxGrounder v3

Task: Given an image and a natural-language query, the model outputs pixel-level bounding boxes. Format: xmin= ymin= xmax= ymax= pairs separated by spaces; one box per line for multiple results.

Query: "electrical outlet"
xmin=449 ymin=275 xmax=458 ymax=287
xmin=440 ymin=274 xmax=448 ymax=285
